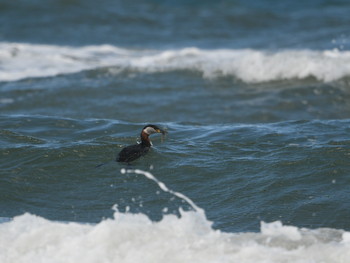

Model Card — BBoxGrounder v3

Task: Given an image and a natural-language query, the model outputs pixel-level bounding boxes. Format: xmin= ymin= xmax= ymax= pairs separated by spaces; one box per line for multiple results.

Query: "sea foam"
xmin=0 ymin=212 xmax=349 ymax=263
xmin=0 ymin=169 xmax=349 ymax=263
xmin=1 ymin=42 xmax=350 ymax=83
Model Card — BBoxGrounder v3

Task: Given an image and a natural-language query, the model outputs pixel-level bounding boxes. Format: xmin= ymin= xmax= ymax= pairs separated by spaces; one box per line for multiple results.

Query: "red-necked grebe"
xmin=116 ymin=124 xmax=166 ymax=163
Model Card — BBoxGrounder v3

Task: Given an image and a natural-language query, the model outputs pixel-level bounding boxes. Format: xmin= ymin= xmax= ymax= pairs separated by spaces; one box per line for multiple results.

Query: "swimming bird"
xmin=116 ymin=124 xmax=166 ymax=163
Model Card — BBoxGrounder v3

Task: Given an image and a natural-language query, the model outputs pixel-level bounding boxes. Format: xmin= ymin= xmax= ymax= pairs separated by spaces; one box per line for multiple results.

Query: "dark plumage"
xmin=117 ymin=124 xmax=166 ymax=163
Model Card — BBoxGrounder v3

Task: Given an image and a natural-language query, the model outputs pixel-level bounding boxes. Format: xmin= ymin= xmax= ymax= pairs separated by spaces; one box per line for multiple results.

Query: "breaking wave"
xmin=1 ymin=169 xmax=349 ymax=263
xmin=1 ymin=211 xmax=349 ymax=263
xmin=1 ymin=42 xmax=350 ymax=83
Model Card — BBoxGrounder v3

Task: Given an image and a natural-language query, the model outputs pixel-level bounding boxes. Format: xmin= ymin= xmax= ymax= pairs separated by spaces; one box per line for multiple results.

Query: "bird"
xmin=116 ymin=124 xmax=166 ymax=163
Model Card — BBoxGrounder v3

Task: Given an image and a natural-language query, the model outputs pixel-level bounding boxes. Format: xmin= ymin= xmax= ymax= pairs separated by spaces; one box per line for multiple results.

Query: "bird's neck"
xmin=140 ymin=131 xmax=152 ymax=147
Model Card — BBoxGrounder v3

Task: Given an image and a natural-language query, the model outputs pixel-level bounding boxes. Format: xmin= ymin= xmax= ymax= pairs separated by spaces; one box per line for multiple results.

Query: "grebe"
xmin=117 ymin=124 xmax=166 ymax=163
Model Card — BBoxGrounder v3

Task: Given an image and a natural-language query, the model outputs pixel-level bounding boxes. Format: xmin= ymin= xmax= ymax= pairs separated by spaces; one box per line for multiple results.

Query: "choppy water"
xmin=1 ymin=0 xmax=350 ymax=262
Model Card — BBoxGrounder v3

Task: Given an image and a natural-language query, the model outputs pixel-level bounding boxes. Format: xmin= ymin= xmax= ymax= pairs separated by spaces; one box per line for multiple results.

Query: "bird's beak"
xmin=157 ymin=128 xmax=167 ymax=135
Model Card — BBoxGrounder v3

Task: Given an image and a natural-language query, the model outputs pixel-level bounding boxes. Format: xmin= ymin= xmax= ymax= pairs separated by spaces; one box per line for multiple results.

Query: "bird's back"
xmin=117 ymin=143 xmax=150 ymax=163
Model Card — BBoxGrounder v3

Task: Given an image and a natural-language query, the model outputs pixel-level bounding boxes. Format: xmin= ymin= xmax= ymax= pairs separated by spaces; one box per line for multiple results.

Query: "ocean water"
xmin=1 ymin=0 xmax=350 ymax=262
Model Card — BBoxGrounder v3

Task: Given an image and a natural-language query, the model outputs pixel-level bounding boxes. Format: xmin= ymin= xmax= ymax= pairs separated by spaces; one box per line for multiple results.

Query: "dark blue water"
xmin=1 ymin=0 xmax=350 ymax=262
xmin=1 ymin=0 xmax=350 ymax=49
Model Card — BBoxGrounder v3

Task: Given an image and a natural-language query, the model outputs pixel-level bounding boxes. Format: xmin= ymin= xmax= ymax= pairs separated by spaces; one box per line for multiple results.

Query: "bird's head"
xmin=142 ymin=124 xmax=167 ymax=135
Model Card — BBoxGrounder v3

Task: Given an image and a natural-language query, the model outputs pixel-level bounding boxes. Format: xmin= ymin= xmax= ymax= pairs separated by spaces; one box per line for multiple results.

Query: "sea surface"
xmin=1 ymin=0 xmax=350 ymax=262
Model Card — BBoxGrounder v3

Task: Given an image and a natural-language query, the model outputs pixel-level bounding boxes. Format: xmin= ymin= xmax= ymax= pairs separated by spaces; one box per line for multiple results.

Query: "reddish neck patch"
xmin=141 ymin=131 xmax=151 ymax=147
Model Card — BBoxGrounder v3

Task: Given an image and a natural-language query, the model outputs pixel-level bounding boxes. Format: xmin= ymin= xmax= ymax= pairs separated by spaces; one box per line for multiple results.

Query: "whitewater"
xmin=1 ymin=42 xmax=350 ymax=83
xmin=0 ymin=169 xmax=349 ymax=263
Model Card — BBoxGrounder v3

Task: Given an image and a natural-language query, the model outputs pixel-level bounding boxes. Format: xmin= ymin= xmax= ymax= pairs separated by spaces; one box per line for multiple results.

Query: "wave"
xmin=1 ymin=42 xmax=350 ymax=83
xmin=1 ymin=212 xmax=349 ymax=262
xmin=1 ymin=169 xmax=350 ymax=263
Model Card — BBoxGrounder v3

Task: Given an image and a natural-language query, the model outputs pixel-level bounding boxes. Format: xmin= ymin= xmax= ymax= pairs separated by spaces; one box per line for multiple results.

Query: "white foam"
xmin=130 ymin=48 xmax=350 ymax=83
xmin=261 ymin=220 xmax=302 ymax=241
xmin=0 ymin=169 xmax=349 ymax=263
xmin=0 ymin=212 xmax=349 ymax=263
xmin=0 ymin=42 xmax=128 ymax=82
xmin=1 ymin=42 xmax=350 ymax=83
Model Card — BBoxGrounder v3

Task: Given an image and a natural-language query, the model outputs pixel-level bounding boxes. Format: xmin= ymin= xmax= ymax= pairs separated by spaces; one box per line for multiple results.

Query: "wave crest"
xmin=1 ymin=212 xmax=349 ymax=263
xmin=1 ymin=42 xmax=350 ymax=83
